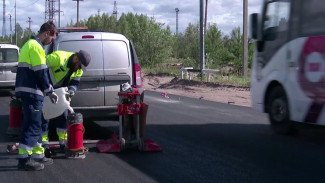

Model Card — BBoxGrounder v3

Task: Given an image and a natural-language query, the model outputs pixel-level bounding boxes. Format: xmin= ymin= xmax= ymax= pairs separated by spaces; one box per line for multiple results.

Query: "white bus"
xmin=250 ymin=0 xmax=325 ymax=134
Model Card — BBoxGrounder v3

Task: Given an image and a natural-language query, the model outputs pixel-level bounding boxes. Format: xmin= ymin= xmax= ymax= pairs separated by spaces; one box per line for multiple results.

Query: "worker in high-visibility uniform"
xmin=15 ymin=21 xmax=58 ymax=171
xmin=41 ymin=50 xmax=91 ymax=156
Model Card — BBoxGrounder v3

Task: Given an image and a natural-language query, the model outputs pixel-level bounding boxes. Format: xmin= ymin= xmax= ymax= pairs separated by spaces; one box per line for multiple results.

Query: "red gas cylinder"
xmin=67 ymin=113 xmax=84 ymax=151
xmin=7 ymin=97 xmax=22 ymax=136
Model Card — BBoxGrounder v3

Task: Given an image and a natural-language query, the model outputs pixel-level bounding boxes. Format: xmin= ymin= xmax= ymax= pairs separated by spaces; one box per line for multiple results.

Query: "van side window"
xmin=300 ymin=0 xmax=325 ymax=36
xmin=263 ymin=1 xmax=290 ymax=40
xmin=103 ymin=41 xmax=130 ymax=69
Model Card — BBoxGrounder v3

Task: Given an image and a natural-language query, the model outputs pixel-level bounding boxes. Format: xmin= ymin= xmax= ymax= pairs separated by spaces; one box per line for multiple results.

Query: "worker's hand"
xmin=48 ymin=92 xmax=59 ymax=104
xmin=67 ymin=90 xmax=75 ymax=98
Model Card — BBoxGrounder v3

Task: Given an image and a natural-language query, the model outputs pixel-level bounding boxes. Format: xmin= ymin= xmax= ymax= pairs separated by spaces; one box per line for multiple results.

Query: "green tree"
xmin=0 ymin=35 xmax=11 ymax=43
xmin=21 ymin=28 xmax=35 ymax=46
xmin=177 ymin=23 xmax=200 ymax=67
xmin=205 ymin=24 xmax=231 ymax=68
xmin=12 ymin=23 xmax=24 ymax=47
xmin=227 ymin=27 xmax=243 ymax=74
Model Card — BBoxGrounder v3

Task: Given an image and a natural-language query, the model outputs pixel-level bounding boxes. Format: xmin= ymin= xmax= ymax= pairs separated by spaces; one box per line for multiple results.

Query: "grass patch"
xmin=210 ymin=75 xmax=250 ymax=87
xmin=142 ymin=67 xmax=250 ymax=88
xmin=142 ymin=67 xmax=180 ymax=76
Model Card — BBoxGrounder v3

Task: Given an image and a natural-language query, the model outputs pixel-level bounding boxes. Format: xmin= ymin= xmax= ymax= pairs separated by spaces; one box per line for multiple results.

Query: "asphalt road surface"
xmin=1 ymin=90 xmax=325 ymax=183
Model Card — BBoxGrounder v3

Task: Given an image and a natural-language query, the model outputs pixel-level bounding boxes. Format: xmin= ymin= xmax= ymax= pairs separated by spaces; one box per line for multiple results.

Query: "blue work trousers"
xmin=41 ymin=109 xmax=68 ymax=136
xmin=19 ymin=97 xmax=43 ymax=147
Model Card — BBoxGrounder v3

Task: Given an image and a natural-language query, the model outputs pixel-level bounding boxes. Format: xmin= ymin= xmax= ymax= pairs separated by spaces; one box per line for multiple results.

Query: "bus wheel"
xmin=267 ymin=86 xmax=295 ymax=135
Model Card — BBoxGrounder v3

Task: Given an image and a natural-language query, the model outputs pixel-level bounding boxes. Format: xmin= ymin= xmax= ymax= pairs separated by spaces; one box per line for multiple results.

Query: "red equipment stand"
xmin=96 ymin=88 xmax=162 ymax=153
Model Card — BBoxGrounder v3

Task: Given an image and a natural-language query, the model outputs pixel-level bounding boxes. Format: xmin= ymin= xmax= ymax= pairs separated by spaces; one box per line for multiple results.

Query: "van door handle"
xmin=118 ymin=72 xmax=127 ymax=74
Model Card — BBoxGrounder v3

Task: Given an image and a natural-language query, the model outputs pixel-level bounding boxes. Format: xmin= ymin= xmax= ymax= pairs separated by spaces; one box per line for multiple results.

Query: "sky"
xmin=1 ymin=0 xmax=263 ymax=36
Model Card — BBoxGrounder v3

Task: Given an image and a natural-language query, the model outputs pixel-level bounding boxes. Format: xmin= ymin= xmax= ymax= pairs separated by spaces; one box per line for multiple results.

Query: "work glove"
xmin=48 ymin=92 xmax=59 ymax=104
xmin=67 ymin=90 xmax=75 ymax=98
xmin=65 ymin=90 xmax=75 ymax=101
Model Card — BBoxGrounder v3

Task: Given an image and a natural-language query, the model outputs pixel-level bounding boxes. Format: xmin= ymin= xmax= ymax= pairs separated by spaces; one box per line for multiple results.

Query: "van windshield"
xmin=0 ymin=48 xmax=18 ymax=63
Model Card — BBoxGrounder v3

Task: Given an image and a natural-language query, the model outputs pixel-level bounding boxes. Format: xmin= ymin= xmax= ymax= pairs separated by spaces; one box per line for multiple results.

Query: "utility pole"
xmin=175 ymin=8 xmax=179 ymax=58
xmin=243 ymin=0 xmax=248 ymax=76
xmin=98 ymin=9 xmax=100 ymax=16
xmin=199 ymin=0 xmax=205 ymax=73
xmin=204 ymin=0 xmax=208 ymax=35
xmin=2 ymin=0 xmax=6 ymax=37
xmin=15 ymin=0 xmax=17 ymax=45
xmin=26 ymin=17 xmax=32 ymax=30
xmin=9 ymin=14 xmax=12 ymax=43
xmin=44 ymin=0 xmax=47 ymax=22
xmin=175 ymin=8 xmax=179 ymax=35
xmin=26 ymin=17 xmax=32 ymax=37
xmin=58 ymin=0 xmax=60 ymax=27
xmin=72 ymin=0 xmax=83 ymax=25
xmin=113 ymin=1 xmax=118 ymax=19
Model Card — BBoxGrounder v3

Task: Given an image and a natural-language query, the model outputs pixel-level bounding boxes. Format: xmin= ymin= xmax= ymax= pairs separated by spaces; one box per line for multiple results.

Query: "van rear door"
xmin=56 ymin=36 xmax=105 ymax=107
xmin=102 ymin=40 xmax=132 ymax=106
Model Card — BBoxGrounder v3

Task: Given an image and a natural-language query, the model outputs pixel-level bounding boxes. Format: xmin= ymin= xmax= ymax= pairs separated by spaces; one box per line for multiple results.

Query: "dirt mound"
xmin=143 ymin=74 xmax=251 ymax=107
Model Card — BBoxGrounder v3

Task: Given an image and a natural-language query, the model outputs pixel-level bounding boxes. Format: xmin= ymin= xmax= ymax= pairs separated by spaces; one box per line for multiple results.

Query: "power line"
xmin=24 ymin=0 xmax=40 ymax=8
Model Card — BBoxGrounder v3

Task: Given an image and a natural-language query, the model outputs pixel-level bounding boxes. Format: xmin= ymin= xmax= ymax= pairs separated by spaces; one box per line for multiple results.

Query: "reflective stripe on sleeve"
xmin=18 ymin=62 xmax=48 ymax=71
xmin=18 ymin=62 xmax=32 ymax=69
xmin=71 ymin=77 xmax=81 ymax=81
xmin=33 ymin=64 xmax=48 ymax=71
xmin=48 ymin=65 xmax=57 ymax=86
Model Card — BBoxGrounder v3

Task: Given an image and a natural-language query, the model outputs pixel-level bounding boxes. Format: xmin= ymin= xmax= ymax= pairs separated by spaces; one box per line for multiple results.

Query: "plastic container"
xmin=42 ymin=87 xmax=74 ymax=120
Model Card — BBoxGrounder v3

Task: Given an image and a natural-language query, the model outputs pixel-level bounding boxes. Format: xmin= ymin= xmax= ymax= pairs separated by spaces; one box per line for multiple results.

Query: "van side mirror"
xmin=250 ymin=13 xmax=258 ymax=40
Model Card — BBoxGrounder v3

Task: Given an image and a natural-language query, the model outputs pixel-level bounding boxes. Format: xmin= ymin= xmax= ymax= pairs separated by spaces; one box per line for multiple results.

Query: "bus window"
xmin=263 ymin=1 xmax=290 ymax=41
xmin=259 ymin=1 xmax=291 ymax=64
xmin=300 ymin=0 xmax=325 ymax=36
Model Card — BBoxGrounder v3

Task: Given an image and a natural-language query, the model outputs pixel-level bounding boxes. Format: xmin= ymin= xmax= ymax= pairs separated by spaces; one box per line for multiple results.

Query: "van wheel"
xmin=267 ymin=86 xmax=296 ymax=135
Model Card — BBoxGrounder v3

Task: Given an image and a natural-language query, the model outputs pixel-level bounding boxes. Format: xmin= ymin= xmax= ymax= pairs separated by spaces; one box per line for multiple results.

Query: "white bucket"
xmin=42 ymin=87 xmax=74 ymax=120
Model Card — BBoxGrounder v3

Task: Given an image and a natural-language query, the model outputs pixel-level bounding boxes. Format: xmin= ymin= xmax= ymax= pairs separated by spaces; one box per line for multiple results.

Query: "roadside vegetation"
xmin=142 ymin=68 xmax=250 ymax=87
xmin=0 ymin=12 xmax=253 ymax=87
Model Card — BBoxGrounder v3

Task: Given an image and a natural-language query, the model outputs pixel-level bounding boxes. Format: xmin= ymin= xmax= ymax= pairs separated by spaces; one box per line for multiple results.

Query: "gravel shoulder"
xmin=143 ymin=73 xmax=251 ymax=107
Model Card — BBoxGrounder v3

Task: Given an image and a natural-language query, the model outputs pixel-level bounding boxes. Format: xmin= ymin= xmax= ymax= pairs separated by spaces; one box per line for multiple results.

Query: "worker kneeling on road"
xmin=41 ymin=50 xmax=91 ymax=155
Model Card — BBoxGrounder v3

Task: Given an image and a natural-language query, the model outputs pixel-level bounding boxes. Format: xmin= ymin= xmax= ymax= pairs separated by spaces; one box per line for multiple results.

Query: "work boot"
xmin=59 ymin=144 xmax=66 ymax=153
xmin=18 ymin=158 xmax=44 ymax=171
xmin=34 ymin=157 xmax=54 ymax=165
xmin=44 ymin=148 xmax=51 ymax=158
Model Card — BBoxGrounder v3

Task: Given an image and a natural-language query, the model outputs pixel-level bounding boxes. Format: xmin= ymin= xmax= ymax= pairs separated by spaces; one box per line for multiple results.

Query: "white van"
xmin=250 ymin=0 xmax=325 ymax=134
xmin=0 ymin=44 xmax=19 ymax=89
xmin=47 ymin=32 xmax=144 ymax=119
